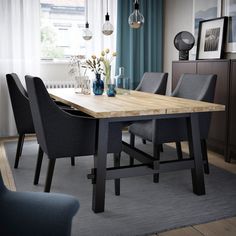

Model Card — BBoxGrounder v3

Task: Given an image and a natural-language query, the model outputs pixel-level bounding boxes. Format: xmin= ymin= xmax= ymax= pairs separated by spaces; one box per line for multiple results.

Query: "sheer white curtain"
xmin=0 ymin=0 xmax=40 ymax=137
xmin=85 ymin=0 xmax=117 ymax=76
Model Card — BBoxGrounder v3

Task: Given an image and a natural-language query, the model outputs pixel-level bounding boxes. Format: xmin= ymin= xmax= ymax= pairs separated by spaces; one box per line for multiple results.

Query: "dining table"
xmin=49 ymin=89 xmax=225 ymax=213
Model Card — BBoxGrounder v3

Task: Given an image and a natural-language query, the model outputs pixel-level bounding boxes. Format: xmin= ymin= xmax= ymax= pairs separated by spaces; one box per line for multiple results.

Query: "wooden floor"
xmin=0 ymin=136 xmax=236 ymax=236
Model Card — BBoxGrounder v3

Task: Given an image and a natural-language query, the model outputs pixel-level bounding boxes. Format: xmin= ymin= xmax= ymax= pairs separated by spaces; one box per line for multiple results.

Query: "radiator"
xmin=45 ymin=80 xmax=75 ymax=89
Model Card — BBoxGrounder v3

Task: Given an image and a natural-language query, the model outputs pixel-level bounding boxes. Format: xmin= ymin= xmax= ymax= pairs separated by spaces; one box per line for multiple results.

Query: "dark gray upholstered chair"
xmin=25 ymin=75 xmax=122 ymax=192
xmin=130 ymin=72 xmax=168 ymax=158
xmin=0 ymin=171 xmax=79 ymax=236
xmin=136 ymin=72 xmax=168 ymax=94
xmin=6 ymin=73 xmax=39 ymax=169
xmin=129 ymin=73 xmax=217 ymax=181
xmin=6 ymin=73 xmax=76 ymax=170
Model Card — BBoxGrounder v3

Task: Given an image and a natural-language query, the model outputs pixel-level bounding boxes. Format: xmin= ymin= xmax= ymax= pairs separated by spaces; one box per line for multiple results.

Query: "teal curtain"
xmin=116 ymin=0 xmax=163 ymax=89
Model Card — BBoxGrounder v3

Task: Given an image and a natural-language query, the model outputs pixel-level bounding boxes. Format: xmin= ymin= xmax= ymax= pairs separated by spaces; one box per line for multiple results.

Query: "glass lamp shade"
xmin=82 ymin=23 xmax=92 ymax=40
xmin=128 ymin=1 xmax=144 ymax=29
xmin=128 ymin=10 xmax=144 ymax=29
xmin=102 ymin=14 xmax=114 ymax=36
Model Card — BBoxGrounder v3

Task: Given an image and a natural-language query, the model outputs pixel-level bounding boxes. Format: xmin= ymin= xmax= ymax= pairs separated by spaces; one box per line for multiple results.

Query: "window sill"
xmin=40 ymin=59 xmax=70 ymax=65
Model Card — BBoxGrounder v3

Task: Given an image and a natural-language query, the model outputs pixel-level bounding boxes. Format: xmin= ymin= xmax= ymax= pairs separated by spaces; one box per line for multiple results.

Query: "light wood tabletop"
xmin=49 ymin=89 xmax=225 ymax=118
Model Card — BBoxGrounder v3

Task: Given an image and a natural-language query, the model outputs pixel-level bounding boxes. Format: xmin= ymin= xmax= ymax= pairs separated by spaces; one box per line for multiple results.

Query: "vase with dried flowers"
xmin=100 ymin=49 xmax=117 ymax=89
xmin=85 ymin=55 xmax=104 ymax=95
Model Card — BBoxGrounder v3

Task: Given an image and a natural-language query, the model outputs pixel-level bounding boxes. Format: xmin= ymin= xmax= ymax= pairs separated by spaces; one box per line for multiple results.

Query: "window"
xmin=40 ymin=0 xmax=86 ymax=60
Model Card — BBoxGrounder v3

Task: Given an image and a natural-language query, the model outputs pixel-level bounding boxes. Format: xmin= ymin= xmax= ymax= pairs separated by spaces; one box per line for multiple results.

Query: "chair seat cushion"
xmin=129 ymin=121 xmax=153 ymax=141
xmin=129 ymin=118 xmax=190 ymax=144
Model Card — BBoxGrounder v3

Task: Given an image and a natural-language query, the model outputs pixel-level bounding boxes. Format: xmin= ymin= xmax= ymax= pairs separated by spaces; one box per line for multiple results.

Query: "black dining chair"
xmin=25 ymin=75 xmax=122 ymax=193
xmin=129 ymin=72 xmax=168 ymax=164
xmin=129 ymin=73 xmax=217 ymax=182
xmin=6 ymin=73 xmax=39 ymax=169
xmin=0 ymin=171 xmax=79 ymax=236
xmin=6 ymin=73 xmax=76 ymax=169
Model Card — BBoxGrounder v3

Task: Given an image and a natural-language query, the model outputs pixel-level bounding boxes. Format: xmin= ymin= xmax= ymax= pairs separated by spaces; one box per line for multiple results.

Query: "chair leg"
xmin=44 ymin=159 xmax=56 ymax=193
xmin=201 ymin=139 xmax=210 ymax=174
xmin=153 ymin=145 xmax=160 ymax=183
xmin=114 ymin=153 xmax=121 ymax=196
xmin=129 ymin=133 xmax=135 ymax=165
xmin=142 ymin=139 xmax=146 ymax=144
xmin=14 ymin=134 xmax=25 ymax=168
xmin=160 ymin=144 xmax=164 ymax=152
xmin=176 ymin=142 xmax=183 ymax=160
xmin=34 ymin=146 xmax=44 ymax=185
xmin=71 ymin=157 xmax=75 ymax=166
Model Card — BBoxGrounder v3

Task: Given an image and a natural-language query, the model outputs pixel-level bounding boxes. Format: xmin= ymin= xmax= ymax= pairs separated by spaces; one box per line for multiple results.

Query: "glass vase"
xmin=115 ymin=67 xmax=130 ymax=95
xmin=106 ymin=83 xmax=116 ymax=97
xmin=104 ymin=65 xmax=111 ymax=89
xmin=81 ymin=76 xmax=91 ymax=95
xmin=74 ymin=76 xmax=83 ymax=94
xmin=93 ymin=73 xmax=104 ymax=95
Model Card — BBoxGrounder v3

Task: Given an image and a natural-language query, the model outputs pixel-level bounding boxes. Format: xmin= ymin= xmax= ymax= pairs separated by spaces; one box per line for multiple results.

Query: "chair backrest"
xmin=135 ymin=72 xmax=168 ymax=95
xmin=172 ymin=73 xmax=217 ymax=102
xmin=25 ymin=75 xmax=96 ymax=158
xmin=6 ymin=73 xmax=35 ymax=134
xmin=172 ymin=73 xmax=217 ymax=139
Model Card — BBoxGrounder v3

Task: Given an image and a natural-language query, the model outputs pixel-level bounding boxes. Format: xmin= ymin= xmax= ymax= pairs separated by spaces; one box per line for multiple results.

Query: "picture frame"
xmin=224 ymin=0 xmax=236 ymax=52
xmin=196 ymin=17 xmax=228 ymax=60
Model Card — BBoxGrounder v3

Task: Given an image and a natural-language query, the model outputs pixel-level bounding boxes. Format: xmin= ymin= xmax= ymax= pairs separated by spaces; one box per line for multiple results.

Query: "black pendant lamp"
xmin=128 ymin=0 xmax=144 ymax=29
xmin=82 ymin=0 xmax=92 ymax=40
xmin=102 ymin=0 xmax=114 ymax=35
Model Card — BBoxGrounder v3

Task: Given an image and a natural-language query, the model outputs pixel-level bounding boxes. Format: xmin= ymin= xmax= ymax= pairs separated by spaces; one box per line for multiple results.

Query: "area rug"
xmin=4 ymin=136 xmax=236 ymax=236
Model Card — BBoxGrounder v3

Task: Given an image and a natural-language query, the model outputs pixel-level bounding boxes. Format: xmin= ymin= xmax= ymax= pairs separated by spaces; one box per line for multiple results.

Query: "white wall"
xmin=163 ymin=0 xmax=193 ymax=94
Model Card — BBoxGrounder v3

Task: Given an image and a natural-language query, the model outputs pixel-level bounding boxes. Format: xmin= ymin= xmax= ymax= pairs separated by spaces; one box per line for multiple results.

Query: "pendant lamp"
xmin=128 ymin=0 xmax=144 ymax=29
xmin=102 ymin=0 xmax=114 ymax=35
xmin=82 ymin=0 xmax=92 ymax=40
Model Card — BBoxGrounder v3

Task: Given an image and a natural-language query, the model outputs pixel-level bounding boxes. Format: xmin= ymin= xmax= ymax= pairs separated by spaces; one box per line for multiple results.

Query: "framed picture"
xmin=196 ymin=17 xmax=228 ymax=59
xmin=224 ymin=0 xmax=236 ymax=52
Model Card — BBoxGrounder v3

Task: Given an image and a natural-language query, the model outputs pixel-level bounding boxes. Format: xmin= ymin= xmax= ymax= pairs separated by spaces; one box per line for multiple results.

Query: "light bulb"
xmin=128 ymin=1 xmax=144 ymax=29
xmin=102 ymin=13 xmax=114 ymax=36
xmin=82 ymin=23 xmax=92 ymax=40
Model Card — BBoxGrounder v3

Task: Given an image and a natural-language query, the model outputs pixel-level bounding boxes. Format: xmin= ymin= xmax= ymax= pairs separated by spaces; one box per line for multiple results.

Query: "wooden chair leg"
xmin=176 ymin=142 xmax=183 ymax=160
xmin=114 ymin=153 xmax=121 ymax=196
xmin=142 ymin=139 xmax=146 ymax=144
xmin=153 ymin=144 xmax=160 ymax=183
xmin=201 ymin=139 xmax=210 ymax=174
xmin=14 ymin=134 xmax=25 ymax=168
xmin=129 ymin=133 xmax=135 ymax=165
xmin=34 ymin=146 xmax=44 ymax=185
xmin=44 ymin=159 xmax=56 ymax=193
xmin=71 ymin=157 xmax=75 ymax=166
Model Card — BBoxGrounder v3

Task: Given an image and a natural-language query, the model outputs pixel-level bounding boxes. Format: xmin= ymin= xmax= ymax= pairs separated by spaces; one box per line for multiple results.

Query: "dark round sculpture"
xmin=174 ymin=31 xmax=195 ymax=60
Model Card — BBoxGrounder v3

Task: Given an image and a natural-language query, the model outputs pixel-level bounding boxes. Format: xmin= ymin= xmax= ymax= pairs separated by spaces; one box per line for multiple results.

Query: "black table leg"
xmin=152 ymin=119 xmax=160 ymax=183
xmin=92 ymin=119 xmax=109 ymax=213
xmin=187 ymin=113 xmax=205 ymax=195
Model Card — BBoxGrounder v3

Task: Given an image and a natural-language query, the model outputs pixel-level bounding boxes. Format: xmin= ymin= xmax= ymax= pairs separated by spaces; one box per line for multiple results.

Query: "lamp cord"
xmin=86 ymin=0 xmax=88 ymax=23
xmin=107 ymin=0 xmax=108 ymax=14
